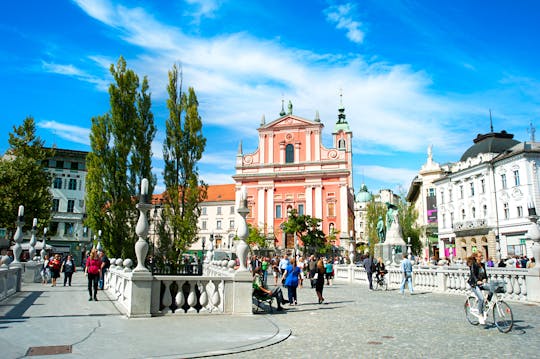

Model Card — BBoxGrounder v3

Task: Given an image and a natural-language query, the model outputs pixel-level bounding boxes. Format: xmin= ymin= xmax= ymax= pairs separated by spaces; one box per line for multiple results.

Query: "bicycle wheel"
xmin=464 ymin=296 xmax=479 ymax=325
xmin=373 ymin=277 xmax=380 ymax=290
xmin=382 ymin=278 xmax=388 ymax=291
xmin=493 ymin=300 xmax=513 ymax=333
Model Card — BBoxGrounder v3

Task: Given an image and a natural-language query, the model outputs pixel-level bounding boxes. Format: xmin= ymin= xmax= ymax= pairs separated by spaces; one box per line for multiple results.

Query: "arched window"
xmin=329 ymin=223 xmax=335 ymax=234
xmin=338 ymin=139 xmax=346 ymax=149
xmin=285 ymin=144 xmax=294 ymax=163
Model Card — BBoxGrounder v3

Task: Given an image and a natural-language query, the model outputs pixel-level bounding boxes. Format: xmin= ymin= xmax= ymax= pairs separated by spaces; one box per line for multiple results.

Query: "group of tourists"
xmin=40 ymin=249 xmax=110 ymax=302
xmin=252 ymin=253 xmax=348 ymax=311
xmin=40 ymin=253 xmax=76 ymax=286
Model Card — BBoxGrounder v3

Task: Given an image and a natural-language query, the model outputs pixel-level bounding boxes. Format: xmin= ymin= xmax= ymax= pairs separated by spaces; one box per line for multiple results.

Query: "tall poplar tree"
xmin=0 ymin=117 xmax=53 ymax=232
xmin=86 ymin=56 xmax=156 ymax=259
xmin=162 ymin=64 xmax=207 ymax=257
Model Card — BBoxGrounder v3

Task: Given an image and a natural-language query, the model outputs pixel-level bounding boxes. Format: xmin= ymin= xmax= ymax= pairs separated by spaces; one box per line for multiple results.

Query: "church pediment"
xmin=261 ymin=115 xmax=320 ymax=130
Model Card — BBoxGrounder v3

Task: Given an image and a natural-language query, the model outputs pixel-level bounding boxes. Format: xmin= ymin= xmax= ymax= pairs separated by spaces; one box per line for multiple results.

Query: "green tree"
xmin=246 ymin=224 xmax=267 ymax=248
xmin=162 ymin=64 xmax=207 ymax=257
xmin=281 ymin=209 xmax=327 ymax=255
xmin=0 ymin=117 xmax=53 ymax=233
xmin=86 ymin=56 xmax=156 ymax=259
xmin=365 ymin=199 xmax=387 ymax=253
xmin=397 ymin=197 xmax=421 ymax=255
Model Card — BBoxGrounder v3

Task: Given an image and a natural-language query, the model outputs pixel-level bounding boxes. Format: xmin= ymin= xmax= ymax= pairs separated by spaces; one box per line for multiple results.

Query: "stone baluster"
xmin=198 ymin=281 xmax=209 ymax=312
xmin=40 ymin=228 xmax=48 ymax=262
xmin=134 ymin=178 xmax=151 ymax=272
xmin=187 ymin=282 xmax=198 ymax=313
xmin=29 ymin=218 xmax=38 ymax=261
xmin=210 ymin=280 xmax=221 ymax=312
xmin=11 ymin=205 xmax=24 ymax=268
xmin=161 ymin=280 xmax=172 ymax=314
xmin=175 ymin=281 xmax=185 ymax=313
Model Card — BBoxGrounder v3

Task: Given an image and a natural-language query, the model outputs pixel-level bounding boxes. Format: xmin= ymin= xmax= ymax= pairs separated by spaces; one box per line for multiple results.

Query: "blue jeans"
xmin=400 ymin=272 xmax=414 ymax=293
xmin=471 ymin=285 xmax=485 ymax=313
xmin=287 ymin=285 xmax=298 ymax=304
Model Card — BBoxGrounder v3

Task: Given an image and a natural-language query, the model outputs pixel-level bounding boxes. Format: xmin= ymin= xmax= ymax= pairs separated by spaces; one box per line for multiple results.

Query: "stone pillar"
xmin=234 ymin=185 xmax=253 ymax=314
xmin=134 ymin=178 xmax=151 ymax=273
xmin=526 ymin=215 xmax=540 ymax=301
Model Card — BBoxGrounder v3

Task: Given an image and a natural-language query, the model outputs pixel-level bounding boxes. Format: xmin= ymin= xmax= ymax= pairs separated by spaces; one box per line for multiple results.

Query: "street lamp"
xmin=201 ymin=237 xmax=206 ymax=262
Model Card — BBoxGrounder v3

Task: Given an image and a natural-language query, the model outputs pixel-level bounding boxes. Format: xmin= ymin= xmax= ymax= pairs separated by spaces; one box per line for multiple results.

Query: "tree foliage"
xmin=281 ymin=209 xmax=327 ymax=255
xmin=0 ymin=117 xmax=53 ymax=233
xmin=365 ymin=199 xmax=387 ymax=252
xmin=162 ymin=64 xmax=207 ymax=257
xmin=246 ymin=224 xmax=267 ymax=249
xmin=86 ymin=56 xmax=156 ymax=259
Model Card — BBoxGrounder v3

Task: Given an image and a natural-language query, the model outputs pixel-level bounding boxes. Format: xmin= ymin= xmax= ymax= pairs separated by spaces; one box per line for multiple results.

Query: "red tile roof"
xmin=151 ymin=183 xmax=236 ymax=204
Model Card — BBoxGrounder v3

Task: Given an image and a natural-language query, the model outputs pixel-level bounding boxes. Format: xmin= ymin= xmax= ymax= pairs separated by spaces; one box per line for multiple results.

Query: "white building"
xmin=45 ymin=148 xmax=92 ymax=264
xmin=433 ymin=130 xmax=540 ymax=261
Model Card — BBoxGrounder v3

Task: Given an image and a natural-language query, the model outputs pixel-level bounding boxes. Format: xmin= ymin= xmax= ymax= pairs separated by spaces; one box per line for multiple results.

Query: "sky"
xmin=1 ymin=0 xmax=540 ymax=196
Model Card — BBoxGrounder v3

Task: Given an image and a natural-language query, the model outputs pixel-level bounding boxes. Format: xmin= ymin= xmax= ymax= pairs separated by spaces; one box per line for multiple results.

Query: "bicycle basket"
xmin=490 ymin=280 xmax=506 ymax=293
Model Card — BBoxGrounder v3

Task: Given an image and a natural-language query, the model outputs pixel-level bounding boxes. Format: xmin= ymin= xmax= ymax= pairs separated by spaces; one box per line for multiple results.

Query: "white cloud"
xmin=184 ymin=0 xmax=222 ymax=23
xmin=41 ymin=61 xmax=109 ymax=91
xmin=324 ymin=3 xmax=365 ymax=44
xmin=67 ymin=0 xmax=506 ymax=171
xmin=359 ymin=165 xmax=418 ymax=191
xmin=37 ymin=120 xmax=90 ymax=146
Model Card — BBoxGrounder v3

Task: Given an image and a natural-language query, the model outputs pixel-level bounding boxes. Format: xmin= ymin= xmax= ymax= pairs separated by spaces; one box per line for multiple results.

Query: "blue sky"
xmin=1 ymin=0 xmax=539 ymax=196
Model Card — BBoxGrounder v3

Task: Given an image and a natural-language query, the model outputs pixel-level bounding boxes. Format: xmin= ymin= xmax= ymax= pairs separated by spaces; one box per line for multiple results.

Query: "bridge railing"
xmin=335 ymin=264 xmax=534 ymax=302
xmin=105 ymin=258 xmax=251 ymax=318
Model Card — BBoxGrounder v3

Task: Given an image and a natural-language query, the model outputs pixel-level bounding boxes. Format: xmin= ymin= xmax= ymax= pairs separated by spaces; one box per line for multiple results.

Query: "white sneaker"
xmin=478 ymin=315 xmax=486 ymax=325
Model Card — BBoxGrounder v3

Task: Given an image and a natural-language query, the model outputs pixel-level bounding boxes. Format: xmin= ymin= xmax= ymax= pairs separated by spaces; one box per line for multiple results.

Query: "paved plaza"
xmin=1 ymin=272 xmax=539 ymax=358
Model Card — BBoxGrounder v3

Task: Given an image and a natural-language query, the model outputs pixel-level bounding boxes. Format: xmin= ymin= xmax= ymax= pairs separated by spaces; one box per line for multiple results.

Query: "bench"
xmin=253 ymin=290 xmax=274 ymax=313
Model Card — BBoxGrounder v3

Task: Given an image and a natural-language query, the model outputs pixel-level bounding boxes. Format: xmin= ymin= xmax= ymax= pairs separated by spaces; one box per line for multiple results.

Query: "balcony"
xmin=452 ymin=219 xmax=490 ymax=236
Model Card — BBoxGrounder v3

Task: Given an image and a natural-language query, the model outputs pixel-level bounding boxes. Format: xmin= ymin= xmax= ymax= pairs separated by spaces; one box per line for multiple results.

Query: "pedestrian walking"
xmin=363 ymin=255 xmax=376 ymax=290
xmin=399 ymin=254 xmax=414 ymax=295
xmin=41 ymin=254 xmax=51 ymax=284
xmin=282 ymin=258 xmax=301 ymax=305
xmin=315 ymin=259 xmax=326 ymax=304
xmin=49 ymin=254 xmax=62 ymax=287
xmin=61 ymin=254 xmax=76 ymax=286
xmin=85 ymin=249 xmax=102 ymax=301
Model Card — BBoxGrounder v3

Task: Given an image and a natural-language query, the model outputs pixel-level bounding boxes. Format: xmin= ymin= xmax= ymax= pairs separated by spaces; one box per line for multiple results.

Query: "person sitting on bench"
xmin=253 ymin=266 xmax=287 ymax=311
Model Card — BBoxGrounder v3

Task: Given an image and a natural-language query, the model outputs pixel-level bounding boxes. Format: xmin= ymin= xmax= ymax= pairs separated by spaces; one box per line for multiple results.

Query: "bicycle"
xmin=464 ymin=280 xmax=513 ymax=333
xmin=373 ymin=273 xmax=388 ymax=291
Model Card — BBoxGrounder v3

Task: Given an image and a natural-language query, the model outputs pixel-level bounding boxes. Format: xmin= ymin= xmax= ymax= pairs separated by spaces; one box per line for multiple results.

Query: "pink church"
xmin=233 ymin=100 xmax=355 ymax=252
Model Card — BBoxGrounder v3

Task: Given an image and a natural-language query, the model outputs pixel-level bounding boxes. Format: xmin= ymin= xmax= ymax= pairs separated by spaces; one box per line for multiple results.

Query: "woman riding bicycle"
xmin=467 ymin=252 xmax=492 ymax=324
xmin=375 ymin=257 xmax=387 ymax=283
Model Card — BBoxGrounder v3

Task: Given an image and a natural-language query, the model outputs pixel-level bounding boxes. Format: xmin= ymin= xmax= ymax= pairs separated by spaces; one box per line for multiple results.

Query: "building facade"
xmin=45 ymin=148 xmax=92 ymax=264
xmin=406 ymin=146 xmax=445 ymax=260
xmin=232 ymin=101 xmax=355 ymax=253
xmin=433 ymin=130 xmax=540 ymax=261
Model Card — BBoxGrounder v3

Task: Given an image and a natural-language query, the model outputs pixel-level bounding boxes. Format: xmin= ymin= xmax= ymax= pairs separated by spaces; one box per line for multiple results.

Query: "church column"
xmin=266 ymin=187 xmax=274 ymax=234
xmin=260 ymin=134 xmax=265 ymax=164
xmin=314 ymin=185 xmax=323 ymax=219
xmin=306 ymin=131 xmax=311 ymax=162
xmin=279 ymin=142 xmax=285 ymax=164
xmin=340 ymin=184 xmax=348 ymax=238
xmin=314 ymin=130 xmax=321 ymax=161
xmin=305 ymin=186 xmax=313 ymax=216
xmin=268 ymin=135 xmax=274 ymax=163
xmin=257 ymin=187 xmax=265 ymax=227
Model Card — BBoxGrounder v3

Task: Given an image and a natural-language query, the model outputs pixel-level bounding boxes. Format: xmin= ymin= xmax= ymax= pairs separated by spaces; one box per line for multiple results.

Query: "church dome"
xmin=356 ymin=184 xmax=372 ymax=202
xmin=460 ymin=130 xmax=520 ymax=162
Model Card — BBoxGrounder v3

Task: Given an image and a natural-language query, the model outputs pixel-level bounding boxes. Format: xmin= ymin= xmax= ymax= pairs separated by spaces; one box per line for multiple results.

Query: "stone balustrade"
xmin=105 ymin=259 xmax=247 ymax=317
xmin=334 ymin=264 xmax=535 ymax=302
xmin=0 ymin=265 xmax=22 ymax=301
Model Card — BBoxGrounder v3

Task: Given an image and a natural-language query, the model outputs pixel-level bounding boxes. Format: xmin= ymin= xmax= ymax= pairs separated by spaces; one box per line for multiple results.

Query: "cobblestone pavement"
xmin=234 ymin=280 xmax=540 ymax=359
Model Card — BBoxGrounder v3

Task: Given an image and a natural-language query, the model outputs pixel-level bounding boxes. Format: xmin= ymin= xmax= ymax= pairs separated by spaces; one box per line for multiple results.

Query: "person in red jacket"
xmin=48 ymin=254 xmax=62 ymax=287
xmin=85 ymin=249 xmax=102 ymax=301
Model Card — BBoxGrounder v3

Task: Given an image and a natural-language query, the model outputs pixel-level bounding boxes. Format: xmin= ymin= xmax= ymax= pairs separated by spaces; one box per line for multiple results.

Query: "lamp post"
xmin=208 ymin=232 xmax=214 ymax=262
xmin=236 ymin=185 xmax=249 ymax=271
xmin=407 ymin=237 xmax=412 ymax=261
xmin=41 ymin=227 xmax=48 ymax=262
xmin=134 ymin=178 xmax=151 ymax=272
xmin=201 ymin=237 xmax=206 ymax=262
xmin=97 ymin=229 xmax=103 ymax=252
xmin=527 ymin=202 xmax=540 ymax=268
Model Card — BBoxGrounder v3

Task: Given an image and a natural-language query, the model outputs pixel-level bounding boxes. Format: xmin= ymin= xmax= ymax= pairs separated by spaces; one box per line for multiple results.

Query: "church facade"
xmin=232 ymin=101 xmax=355 ymax=253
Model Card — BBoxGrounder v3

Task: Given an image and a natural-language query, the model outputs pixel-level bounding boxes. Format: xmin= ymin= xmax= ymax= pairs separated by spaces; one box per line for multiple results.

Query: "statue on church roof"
xmin=287 ymin=100 xmax=293 ymax=115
